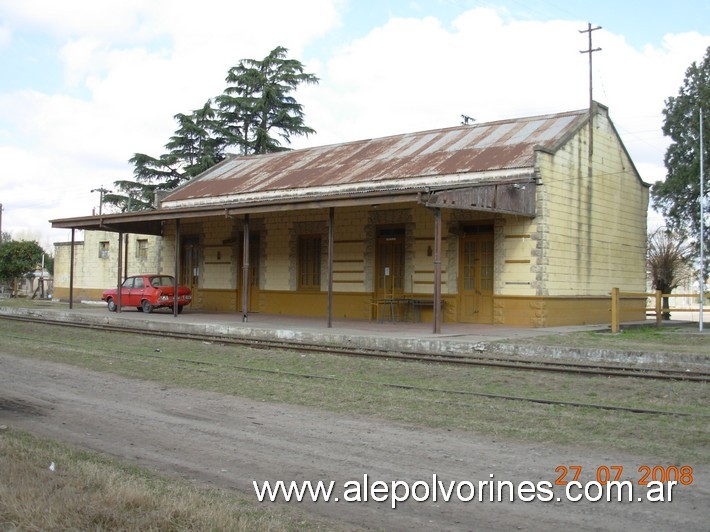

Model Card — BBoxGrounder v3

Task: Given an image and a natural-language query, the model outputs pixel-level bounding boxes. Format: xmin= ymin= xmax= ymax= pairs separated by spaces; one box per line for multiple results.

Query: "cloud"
xmin=0 ymin=23 xmax=10 ymax=49
xmin=0 ymin=0 xmax=342 ymax=246
xmin=0 ymin=2 xmax=708 ymax=249
xmin=298 ymin=7 xmax=709 ymax=190
xmin=300 ymin=8 xmax=603 ymax=150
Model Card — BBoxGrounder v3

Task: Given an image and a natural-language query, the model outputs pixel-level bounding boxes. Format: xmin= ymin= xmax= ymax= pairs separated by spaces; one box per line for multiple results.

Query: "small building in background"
xmin=53 ymin=230 xmax=163 ymax=302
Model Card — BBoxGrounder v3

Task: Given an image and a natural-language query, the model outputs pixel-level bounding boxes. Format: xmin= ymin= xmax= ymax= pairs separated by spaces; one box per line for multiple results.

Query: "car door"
xmin=119 ymin=277 xmax=134 ymax=307
xmin=130 ymin=276 xmax=145 ymax=307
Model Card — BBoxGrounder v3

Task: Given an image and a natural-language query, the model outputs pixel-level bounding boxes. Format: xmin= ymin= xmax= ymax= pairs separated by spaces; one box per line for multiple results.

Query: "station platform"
xmin=1 ymin=301 xmax=616 ymax=357
xmin=3 ymin=301 xmax=709 ymax=371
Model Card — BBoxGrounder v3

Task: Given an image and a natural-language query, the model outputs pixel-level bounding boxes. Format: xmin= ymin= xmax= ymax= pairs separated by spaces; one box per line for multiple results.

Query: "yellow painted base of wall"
xmin=260 ymin=290 xmax=371 ymax=319
xmin=53 ymin=287 xmax=644 ymax=328
xmin=191 ymin=290 xmax=459 ymax=323
xmin=198 ymin=289 xmax=237 ymax=312
xmin=54 ymin=287 xmax=105 ymax=303
xmin=493 ymin=295 xmax=646 ymax=327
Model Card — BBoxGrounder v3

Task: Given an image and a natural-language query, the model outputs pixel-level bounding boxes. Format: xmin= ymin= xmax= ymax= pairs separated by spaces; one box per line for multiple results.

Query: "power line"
xmin=91 ymin=186 xmax=112 ymax=216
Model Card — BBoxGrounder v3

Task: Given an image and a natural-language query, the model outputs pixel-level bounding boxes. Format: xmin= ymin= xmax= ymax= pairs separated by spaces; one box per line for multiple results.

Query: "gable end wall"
xmin=535 ymin=111 xmax=649 ymax=297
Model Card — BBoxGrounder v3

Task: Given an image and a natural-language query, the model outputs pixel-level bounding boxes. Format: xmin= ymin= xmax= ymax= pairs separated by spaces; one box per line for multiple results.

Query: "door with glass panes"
xmin=238 ymin=233 xmax=260 ymax=312
xmin=458 ymin=227 xmax=494 ymax=323
xmin=375 ymin=227 xmax=405 ymax=299
xmin=181 ymin=237 xmax=200 ymax=303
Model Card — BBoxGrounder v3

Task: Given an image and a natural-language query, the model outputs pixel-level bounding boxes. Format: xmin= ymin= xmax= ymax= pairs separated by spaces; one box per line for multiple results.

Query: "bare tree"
xmin=647 ymin=228 xmax=693 ymax=319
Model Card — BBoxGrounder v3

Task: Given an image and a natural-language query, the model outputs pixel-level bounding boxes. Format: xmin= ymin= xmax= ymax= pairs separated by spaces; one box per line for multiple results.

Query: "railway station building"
xmin=52 ymin=102 xmax=650 ymax=328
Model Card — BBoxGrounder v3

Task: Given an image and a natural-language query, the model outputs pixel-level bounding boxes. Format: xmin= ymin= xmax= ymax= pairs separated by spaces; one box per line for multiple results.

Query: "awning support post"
xmin=173 ymin=219 xmax=180 ymax=318
xmin=69 ymin=228 xmax=75 ymax=309
xmin=327 ymin=207 xmax=334 ymax=328
xmin=433 ymin=207 xmax=442 ymax=334
xmin=117 ymin=231 xmax=123 ymax=313
xmin=242 ymin=214 xmax=250 ymax=323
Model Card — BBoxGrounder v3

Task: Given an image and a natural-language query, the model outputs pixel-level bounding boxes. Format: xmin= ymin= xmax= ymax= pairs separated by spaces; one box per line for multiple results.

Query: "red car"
xmin=102 ymin=275 xmax=192 ymax=314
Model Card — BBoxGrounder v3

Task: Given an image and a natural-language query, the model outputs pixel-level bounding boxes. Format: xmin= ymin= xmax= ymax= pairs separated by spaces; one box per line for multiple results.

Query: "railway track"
xmin=2 ymin=312 xmax=709 ymax=383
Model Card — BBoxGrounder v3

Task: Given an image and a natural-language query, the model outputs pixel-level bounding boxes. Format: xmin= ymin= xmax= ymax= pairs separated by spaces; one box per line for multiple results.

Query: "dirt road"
xmin=1 ymin=352 xmax=706 ymax=531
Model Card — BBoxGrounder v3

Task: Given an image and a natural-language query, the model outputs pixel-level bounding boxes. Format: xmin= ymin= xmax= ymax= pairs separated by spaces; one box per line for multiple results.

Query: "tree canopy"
xmin=105 ymin=46 xmax=318 ymax=212
xmin=217 ymin=45 xmax=319 ymax=155
xmin=651 ymin=46 xmax=709 ymax=264
xmin=0 ymin=240 xmax=45 ymax=289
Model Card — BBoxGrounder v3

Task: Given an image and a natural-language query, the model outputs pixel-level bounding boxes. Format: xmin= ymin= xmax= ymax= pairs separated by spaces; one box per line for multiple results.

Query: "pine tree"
xmin=109 ymin=46 xmax=318 ymax=212
xmin=217 ymin=46 xmax=319 ymax=155
xmin=107 ymin=101 xmax=227 ymax=211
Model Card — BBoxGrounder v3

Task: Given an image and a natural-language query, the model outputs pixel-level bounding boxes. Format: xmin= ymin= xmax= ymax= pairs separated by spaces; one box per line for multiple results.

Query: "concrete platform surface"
xmin=2 ymin=303 xmax=707 ymax=366
xmin=1 ymin=303 xmax=607 ymax=354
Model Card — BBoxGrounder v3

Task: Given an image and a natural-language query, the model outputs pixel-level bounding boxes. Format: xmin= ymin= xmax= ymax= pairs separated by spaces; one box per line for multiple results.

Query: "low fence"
xmin=610 ymin=288 xmax=707 ymax=333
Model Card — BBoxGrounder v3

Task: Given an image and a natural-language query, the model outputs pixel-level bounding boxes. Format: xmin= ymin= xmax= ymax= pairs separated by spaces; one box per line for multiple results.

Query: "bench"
xmin=373 ymin=298 xmax=411 ymax=322
xmin=372 ymin=298 xmax=445 ymax=323
xmin=409 ymin=298 xmax=445 ymax=322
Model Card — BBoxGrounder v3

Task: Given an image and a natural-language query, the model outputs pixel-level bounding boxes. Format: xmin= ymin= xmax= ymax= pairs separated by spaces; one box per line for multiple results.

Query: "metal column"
xmin=173 ymin=219 xmax=180 ymax=318
xmin=327 ymin=207 xmax=334 ymax=328
xmin=69 ymin=228 xmax=75 ymax=309
xmin=242 ymin=214 xmax=250 ymax=323
xmin=433 ymin=208 xmax=442 ymax=334
xmin=116 ymin=232 xmax=123 ymax=313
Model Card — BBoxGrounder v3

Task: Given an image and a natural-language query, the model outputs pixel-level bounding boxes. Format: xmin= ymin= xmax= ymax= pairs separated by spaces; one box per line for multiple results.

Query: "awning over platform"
xmin=421 ymin=182 xmax=536 ymax=217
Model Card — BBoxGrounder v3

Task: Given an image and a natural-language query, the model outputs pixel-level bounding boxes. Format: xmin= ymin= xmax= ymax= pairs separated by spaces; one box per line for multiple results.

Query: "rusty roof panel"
xmin=164 ymin=108 xmax=588 ymax=205
xmin=474 ymin=122 xmax=517 ymax=149
xmin=532 ymin=114 xmax=579 ymax=142
xmin=503 ymin=119 xmax=546 ymax=145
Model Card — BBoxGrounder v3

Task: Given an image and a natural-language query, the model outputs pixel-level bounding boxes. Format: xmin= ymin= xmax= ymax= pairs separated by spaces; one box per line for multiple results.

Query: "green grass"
xmin=0 ymin=428 xmax=339 ymax=531
xmin=517 ymin=325 xmax=710 ymax=356
xmin=1 ymin=319 xmax=708 ymax=463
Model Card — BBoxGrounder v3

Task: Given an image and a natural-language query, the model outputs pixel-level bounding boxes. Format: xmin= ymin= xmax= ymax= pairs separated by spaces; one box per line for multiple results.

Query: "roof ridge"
xmin=222 ymin=108 xmax=591 ymax=159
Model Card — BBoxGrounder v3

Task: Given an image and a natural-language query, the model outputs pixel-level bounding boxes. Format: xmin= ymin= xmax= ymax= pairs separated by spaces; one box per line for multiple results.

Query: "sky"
xmin=0 ymin=0 xmax=708 ymax=251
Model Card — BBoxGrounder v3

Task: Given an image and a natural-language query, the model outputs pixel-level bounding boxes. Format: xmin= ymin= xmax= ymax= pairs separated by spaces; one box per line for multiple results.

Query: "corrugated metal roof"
xmin=163 ymin=108 xmax=588 ymax=206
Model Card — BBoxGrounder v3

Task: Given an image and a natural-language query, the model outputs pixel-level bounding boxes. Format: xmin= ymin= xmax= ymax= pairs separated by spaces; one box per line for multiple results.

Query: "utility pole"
xmin=579 ymin=23 xmax=602 ymax=157
xmin=0 ymin=203 xmax=3 ymax=239
xmin=91 ymin=186 xmax=111 ymax=215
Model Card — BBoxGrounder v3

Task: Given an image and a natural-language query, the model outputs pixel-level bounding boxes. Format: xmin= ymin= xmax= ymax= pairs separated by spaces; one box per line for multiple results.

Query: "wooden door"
xmin=459 ymin=232 xmax=494 ymax=323
xmin=238 ymin=233 xmax=260 ymax=312
xmin=375 ymin=229 xmax=405 ymax=299
xmin=181 ymin=237 xmax=200 ymax=302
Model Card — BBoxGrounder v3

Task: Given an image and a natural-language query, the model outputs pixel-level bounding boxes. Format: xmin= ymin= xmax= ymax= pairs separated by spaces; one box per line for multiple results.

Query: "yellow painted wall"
xmin=535 ymin=107 xmax=649 ymax=299
xmin=493 ymin=295 xmax=644 ymax=327
xmin=497 ymin=219 xmax=537 ymax=297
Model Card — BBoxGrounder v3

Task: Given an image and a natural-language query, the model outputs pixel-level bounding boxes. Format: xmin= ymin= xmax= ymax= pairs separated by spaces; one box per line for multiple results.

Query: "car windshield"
xmin=150 ymin=276 xmax=176 ymax=287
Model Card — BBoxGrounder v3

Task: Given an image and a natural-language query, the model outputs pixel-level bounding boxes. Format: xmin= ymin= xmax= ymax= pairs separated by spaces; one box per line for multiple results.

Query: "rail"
xmin=1 ymin=312 xmax=709 ymax=383
xmin=610 ymin=288 xmax=708 ymax=333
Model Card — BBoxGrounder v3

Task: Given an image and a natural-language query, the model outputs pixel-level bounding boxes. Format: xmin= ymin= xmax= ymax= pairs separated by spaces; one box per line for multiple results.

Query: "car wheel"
xmin=141 ymin=300 xmax=154 ymax=314
xmin=107 ymin=298 xmax=117 ymax=312
xmin=177 ymin=305 xmax=184 ymax=314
